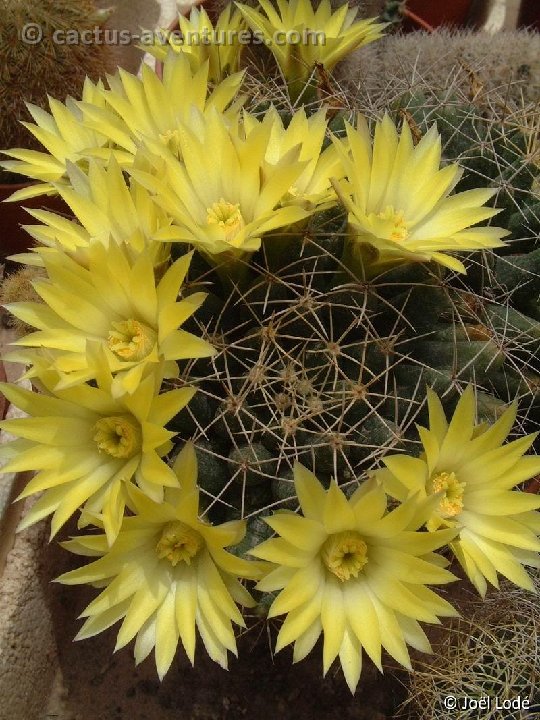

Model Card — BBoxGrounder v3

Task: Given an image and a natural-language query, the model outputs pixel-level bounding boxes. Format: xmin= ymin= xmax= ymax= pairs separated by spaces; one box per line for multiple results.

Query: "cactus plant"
xmin=1 ymin=1 xmax=540 ymax=704
xmin=337 ymin=28 xmax=540 ymax=108
xmin=404 ymin=572 xmax=540 ymax=720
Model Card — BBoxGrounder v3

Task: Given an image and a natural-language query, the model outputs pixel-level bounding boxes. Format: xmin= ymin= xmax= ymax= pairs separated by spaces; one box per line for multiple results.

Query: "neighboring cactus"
xmin=0 ymin=0 xmax=117 ymax=173
xmin=404 ymin=572 xmax=540 ymax=720
xmin=338 ymin=29 xmax=540 ymax=108
xmin=392 ymin=93 xmax=537 ymax=233
xmin=0 ymin=266 xmax=45 ymax=333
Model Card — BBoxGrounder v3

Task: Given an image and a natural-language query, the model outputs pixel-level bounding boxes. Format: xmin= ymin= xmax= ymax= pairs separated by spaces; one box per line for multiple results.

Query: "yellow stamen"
xmin=377 ymin=205 xmax=409 ymax=242
xmin=156 ymin=521 xmax=203 ymax=566
xmin=429 ymin=471 xmax=466 ymax=518
xmin=322 ymin=531 xmax=368 ymax=582
xmin=93 ymin=415 xmax=141 ymax=459
xmin=206 ymin=198 xmax=245 ymax=244
xmin=108 ymin=319 xmax=157 ymax=362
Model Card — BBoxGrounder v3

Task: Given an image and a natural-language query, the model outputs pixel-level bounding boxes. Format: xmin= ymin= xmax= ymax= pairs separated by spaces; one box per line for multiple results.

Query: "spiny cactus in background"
xmin=0 ymin=0 xmax=117 ymax=174
xmin=404 ymin=573 xmax=540 ymax=720
xmin=337 ymin=29 xmax=540 ymax=107
xmin=0 ymin=266 xmax=45 ymax=333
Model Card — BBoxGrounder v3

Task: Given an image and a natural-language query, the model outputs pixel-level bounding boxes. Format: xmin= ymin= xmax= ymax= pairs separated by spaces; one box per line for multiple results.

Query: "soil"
xmin=42 ymin=535 xmax=409 ymax=720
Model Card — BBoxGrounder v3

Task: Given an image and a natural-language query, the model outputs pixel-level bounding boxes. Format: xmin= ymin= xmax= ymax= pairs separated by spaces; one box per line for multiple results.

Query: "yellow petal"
xmin=195 ymin=606 xmax=229 ymax=669
xmin=440 ymin=385 xmax=476 ymax=456
xmin=268 ymin=564 xmax=322 ymax=618
xmin=459 ymin=511 xmax=540 ymax=551
xmin=175 ymin=565 xmax=198 ymax=664
xmin=343 ymin=580 xmax=382 ymax=670
xmin=115 ymin=574 xmax=168 ymax=650
xmin=275 ymin=589 xmax=323 ymax=653
xmin=462 ymin=530 xmax=536 ymax=592
xmin=369 ymin=546 xmax=455 ymax=585
xmin=293 ymin=618 xmax=323 ymax=664
xmin=293 ymin=461 xmax=325 ymax=521
xmin=426 ymin=388 xmax=448 ymax=441
xmin=264 ymin=512 xmax=326 ymax=553
xmin=81 ymin=569 xmax=140 ymax=619
xmin=467 ymin=401 xmax=516 ymax=455
xmin=339 ymin=626 xmax=363 ymax=694
xmin=464 ymin=489 xmax=540 ymax=516
xmin=321 ymin=577 xmax=345 ymax=675
xmin=371 ymin=598 xmax=412 ymax=670
xmin=456 ymin=531 xmax=499 ymax=589
xmin=382 ymin=455 xmax=428 ymax=496
xmin=256 ymin=564 xmax=295 ymax=592
xmin=155 ymin=588 xmax=179 ymax=679
xmin=381 ymin=528 xmax=458 ymax=556
xmin=172 ymin=441 xmax=198 ymax=492
xmin=75 ymin=599 xmax=131 ymax=641
xmin=395 ymin=613 xmax=432 ymax=654
xmin=323 ymin=481 xmax=355 ymax=534
xmin=250 ymin=537 xmax=313 ymax=568
xmin=197 ymin=552 xmax=244 ymax=627
xmin=366 ymin=571 xmax=441 ymax=623
xmin=451 ymin=538 xmax=487 ymax=597
xmin=134 ymin=615 xmax=157 ymax=665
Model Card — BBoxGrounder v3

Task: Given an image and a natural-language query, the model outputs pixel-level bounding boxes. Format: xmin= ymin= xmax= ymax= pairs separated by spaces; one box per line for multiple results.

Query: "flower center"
xmin=321 ymin=531 xmax=368 ymax=582
xmin=429 ymin=471 xmax=466 ymax=518
xmin=377 ymin=205 xmax=409 ymax=242
xmin=107 ymin=319 xmax=157 ymax=362
xmin=206 ymin=198 xmax=245 ymax=243
xmin=93 ymin=415 xmax=141 ymax=459
xmin=156 ymin=521 xmax=203 ymax=566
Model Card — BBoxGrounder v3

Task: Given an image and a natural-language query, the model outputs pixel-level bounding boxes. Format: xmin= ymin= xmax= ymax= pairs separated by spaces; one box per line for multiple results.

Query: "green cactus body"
xmin=171 ymin=221 xmax=538 ymax=525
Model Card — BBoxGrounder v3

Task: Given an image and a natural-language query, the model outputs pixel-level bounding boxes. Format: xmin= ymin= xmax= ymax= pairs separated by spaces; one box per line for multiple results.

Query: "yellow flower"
xmin=147 ymin=4 xmax=247 ymax=83
xmin=0 ymin=359 xmax=195 ymax=544
xmin=18 ymin=159 xmax=171 ymax=270
xmin=332 ymin=115 xmax=509 ymax=275
xmin=251 ymin=463 xmax=458 ymax=692
xmin=236 ymin=0 xmax=386 ymax=96
xmin=133 ymin=106 xmax=314 ymax=260
xmin=243 ymin=106 xmax=342 ymax=210
xmin=1 ymin=78 xmax=113 ymax=200
xmin=1 ymin=53 xmax=244 ymax=197
xmin=56 ymin=443 xmax=263 ymax=678
xmin=5 ymin=243 xmax=214 ymax=395
xmin=378 ymin=386 xmax=540 ymax=597
xmin=88 ymin=52 xmax=245 ymax=163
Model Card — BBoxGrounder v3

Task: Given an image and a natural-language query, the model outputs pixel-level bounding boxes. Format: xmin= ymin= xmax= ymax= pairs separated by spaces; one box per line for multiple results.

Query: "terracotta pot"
xmin=401 ymin=0 xmax=475 ymax=32
xmin=0 ymin=183 xmax=69 ymax=260
xmin=518 ymin=0 xmax=540 ymax=31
